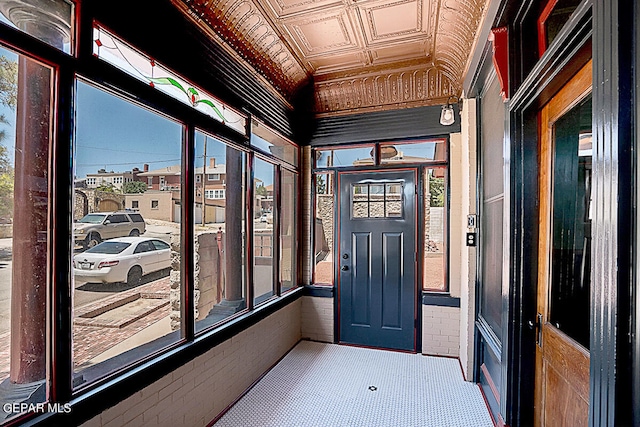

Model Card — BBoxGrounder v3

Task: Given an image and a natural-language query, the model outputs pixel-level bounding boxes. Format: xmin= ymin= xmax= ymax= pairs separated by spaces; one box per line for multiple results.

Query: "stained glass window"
xmin=93 ymin=25 xmax=247 ymax=135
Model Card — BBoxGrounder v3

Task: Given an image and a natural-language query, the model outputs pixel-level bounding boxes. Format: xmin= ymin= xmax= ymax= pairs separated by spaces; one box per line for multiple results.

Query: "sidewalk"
xmin=0 ymin=276 xmax=172 ymax=383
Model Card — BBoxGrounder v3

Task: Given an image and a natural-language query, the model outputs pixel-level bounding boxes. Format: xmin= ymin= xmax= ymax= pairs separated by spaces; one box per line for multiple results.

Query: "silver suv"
xmin=74 ymin=211 xmax=146 ymax=249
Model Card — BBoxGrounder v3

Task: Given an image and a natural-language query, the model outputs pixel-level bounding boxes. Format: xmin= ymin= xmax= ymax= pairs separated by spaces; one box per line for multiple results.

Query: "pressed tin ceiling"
xmin=173 ymin=0 xmax=489 ymax=117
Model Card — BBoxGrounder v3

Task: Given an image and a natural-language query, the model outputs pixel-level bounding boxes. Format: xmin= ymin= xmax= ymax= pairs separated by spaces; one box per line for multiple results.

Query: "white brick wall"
xmin=300 ymin=296 xmax=334 ymax=343
xmin=81 ymin=300 xmax=301 ymax=427
xmin=422 ymin=306 xmax=460 ymax=357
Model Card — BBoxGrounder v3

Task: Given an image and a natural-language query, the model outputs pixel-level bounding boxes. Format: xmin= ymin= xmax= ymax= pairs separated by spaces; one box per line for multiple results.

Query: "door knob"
xmin=341 ymin=265 xmax=349 ymax=271
xmin=342 ymin=253 xmax=349 ymax=259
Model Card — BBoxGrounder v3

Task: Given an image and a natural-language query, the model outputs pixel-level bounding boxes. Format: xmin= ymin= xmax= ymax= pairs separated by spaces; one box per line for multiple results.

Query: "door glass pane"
xmin=350 ymin=182 xmax=404 ymax=219
xmin=0 ymin=46 xmax=51 ymax=421
xmin=253 ymin=158 xmax=275 ymax=305
xmin=313 ymin=172 xmax=334 ymax=286
xmin=0 ymin=0 xmax=74 ymax=54
xmin=194 ymin=132 xmax=246 ymax=332
xmin=73 ymin=80 xmax=183 ymax=387
xmin=549 ymin=95 xmax=592 ymax=349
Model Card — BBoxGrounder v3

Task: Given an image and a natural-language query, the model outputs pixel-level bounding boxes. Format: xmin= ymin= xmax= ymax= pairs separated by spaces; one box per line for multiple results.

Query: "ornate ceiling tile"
xmin=178 ymin=0 xmax=309 ymax=98
xmin=174 ymin=0 xmax=490 ymax=117
xmin=434 ymin=0 xmax=487 ymax=86
xmin=314 ymin=64 xmax=457 ymax=117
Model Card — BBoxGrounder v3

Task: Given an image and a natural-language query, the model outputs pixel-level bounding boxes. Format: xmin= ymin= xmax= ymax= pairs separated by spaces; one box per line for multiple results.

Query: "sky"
xmin=0 ymin=44 xmax=275 ymax=186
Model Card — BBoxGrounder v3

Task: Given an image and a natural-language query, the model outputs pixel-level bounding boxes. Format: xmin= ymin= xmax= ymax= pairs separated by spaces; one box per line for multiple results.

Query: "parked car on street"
xmin=73 ymin=237 xmax=171 ymax=286
xmin=74 ymin=211 xmax=146 ymax=249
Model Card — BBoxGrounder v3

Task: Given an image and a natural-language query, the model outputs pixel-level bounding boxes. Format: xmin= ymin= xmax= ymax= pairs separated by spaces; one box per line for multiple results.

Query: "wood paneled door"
xmin=535 ymin=60 xmax=592 ymax=426
xmin=337 ymin=169 xmax=418 ymax=351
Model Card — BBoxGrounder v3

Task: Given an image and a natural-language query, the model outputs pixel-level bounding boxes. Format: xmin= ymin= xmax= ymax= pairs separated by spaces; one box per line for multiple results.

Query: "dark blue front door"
xmin=338 ymin=170 xmax=417 ymax=351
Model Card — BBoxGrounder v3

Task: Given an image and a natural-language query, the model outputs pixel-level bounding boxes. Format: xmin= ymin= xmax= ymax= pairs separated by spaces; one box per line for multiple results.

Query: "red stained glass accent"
xmin=95 ymin=39 xmax=102 ymax=47
xmin=150 ymin=82 xmax=155 ymax=88
xmin=150 ymin=59 xmax=155 ymax=67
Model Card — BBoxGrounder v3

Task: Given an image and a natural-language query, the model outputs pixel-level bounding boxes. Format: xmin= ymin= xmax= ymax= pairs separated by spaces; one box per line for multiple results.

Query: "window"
xmin=0 ymin=15 xmax=301 ymax=422
xmin=205 ymin=189 xmax=225 ymax=199
xmin=73 ymin=80 xmax=183 ymax=389
xmin=351 ymin=182 xmax=404 ymax=219
xmin=313 ymin=172 xmax=334 ymax=286
xmin=0 ymin=0 xmax=75 ymax=54
xmin=254 ymin=158 xmax=276 ymax=305
xmin=194 ymin=131 xmax=247 ymax=332
xmin=537 ymin=0 xmax=582 ymax=56
xmin=280 ymin=169 xmax=297 ymax=292
xmin=0 ymin=45 xmax=53 ymax=422
xmin=93 ymin=25 xmax=247 ymax=135
xmin=313 ymin=142 xmax=448 ymax=292
xmin=423 ymin=168 xmax=447 ymax=292
xmin=315 ymin=145 xmax=374 ymax=168
xmin=251 ymin=118 xmax=299 ymax=167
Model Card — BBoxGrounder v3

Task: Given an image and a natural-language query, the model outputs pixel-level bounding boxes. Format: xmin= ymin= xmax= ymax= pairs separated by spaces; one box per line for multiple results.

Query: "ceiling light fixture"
xmin=440 ymin=96 xmax=459 ymax=126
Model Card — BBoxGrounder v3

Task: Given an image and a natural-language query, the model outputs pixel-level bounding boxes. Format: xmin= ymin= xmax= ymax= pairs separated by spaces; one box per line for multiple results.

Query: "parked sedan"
xmin=73 ymin=237 xmax=171 ymax=286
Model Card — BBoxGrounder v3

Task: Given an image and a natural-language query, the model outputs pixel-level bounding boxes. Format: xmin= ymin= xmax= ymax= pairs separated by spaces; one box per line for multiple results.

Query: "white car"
xmin=73 ymin=237 xmax=171 ymax=286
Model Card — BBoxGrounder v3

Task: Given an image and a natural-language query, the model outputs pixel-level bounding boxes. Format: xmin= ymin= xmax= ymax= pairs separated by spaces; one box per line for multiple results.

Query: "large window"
xmin=0 ymin=45 xmax=52 ymax=423
xmin=194 ymin=132 xmax=246 ymax=332
xmin=0 ymin=7 xmax=299 ymax=424
xmin=0 ymin=11 xmax=301 ymax=424
xmin=253 ymin=158 xmax=276 ymax=305
xmin=73 ymin=80 xmax=184 ymax=388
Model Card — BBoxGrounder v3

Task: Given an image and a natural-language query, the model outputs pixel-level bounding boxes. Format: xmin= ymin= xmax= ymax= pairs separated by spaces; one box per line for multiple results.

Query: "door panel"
xmin=535 ymin=60 xmax=591 ymax=427
xmin=339 ymin=170 xmax=416 ymax=351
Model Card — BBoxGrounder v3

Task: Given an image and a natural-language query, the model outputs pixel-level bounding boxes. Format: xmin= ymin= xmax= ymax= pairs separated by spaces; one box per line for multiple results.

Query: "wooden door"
xmin=535 ymin=61 xmax=592 ymax=426
xmin=338 ymin=169 xmax=417 ymax=351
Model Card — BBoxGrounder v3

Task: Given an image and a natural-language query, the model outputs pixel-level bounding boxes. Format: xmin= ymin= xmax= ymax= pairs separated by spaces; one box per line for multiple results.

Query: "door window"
xmin=548 ymin=95 xmax=592 ymax=349
xmin=351 ymin=181 xmax=404 ymax=219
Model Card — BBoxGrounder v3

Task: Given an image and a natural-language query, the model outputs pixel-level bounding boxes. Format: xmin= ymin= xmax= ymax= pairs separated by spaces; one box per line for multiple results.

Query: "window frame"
xmin=0 ymin=11 xmax=303 ymax=423
xmin=311 ymin=139 xmax=450 ymax=293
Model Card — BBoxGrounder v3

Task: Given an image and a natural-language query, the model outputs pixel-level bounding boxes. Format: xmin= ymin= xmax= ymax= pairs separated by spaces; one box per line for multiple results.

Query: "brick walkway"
xmin=0 ymin=277 xmax=172 ymax=383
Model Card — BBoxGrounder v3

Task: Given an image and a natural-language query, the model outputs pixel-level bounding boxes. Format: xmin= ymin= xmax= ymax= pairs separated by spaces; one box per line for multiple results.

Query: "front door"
xmin=338 ymin=169 xmax=417 ymax=351
xmin=535 ymin=61 xmax=592 ymax=426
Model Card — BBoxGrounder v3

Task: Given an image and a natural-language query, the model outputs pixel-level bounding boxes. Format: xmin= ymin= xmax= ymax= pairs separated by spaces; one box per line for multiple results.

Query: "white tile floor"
xmin=213 ymin=340 xmax=494 ymax=427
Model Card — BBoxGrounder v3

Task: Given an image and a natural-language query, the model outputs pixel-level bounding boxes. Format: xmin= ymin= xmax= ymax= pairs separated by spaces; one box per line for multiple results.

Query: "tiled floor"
xmin=214 ymin=340 xmax=494 ymax=427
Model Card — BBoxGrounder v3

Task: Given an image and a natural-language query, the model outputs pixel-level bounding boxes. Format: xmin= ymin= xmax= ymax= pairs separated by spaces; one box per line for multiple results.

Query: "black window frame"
xmin=0 ymin=5 xmax=303 ymax=425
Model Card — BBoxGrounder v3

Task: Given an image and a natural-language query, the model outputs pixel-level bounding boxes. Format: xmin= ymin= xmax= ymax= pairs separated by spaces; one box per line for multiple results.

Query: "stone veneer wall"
xmin=81 ymin=300 xmax=301 ymax=427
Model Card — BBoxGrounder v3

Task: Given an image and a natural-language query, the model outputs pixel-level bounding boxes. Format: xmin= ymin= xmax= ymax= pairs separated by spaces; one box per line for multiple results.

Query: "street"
xmin=0 ymin=223 xmax=178 ymax=335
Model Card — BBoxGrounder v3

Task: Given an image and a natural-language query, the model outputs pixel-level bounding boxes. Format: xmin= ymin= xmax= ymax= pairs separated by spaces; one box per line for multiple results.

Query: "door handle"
xmin=528 ymin=313 xmax=543 ymax=347
xmin=341 ymin=265 xmax=349 ymax=271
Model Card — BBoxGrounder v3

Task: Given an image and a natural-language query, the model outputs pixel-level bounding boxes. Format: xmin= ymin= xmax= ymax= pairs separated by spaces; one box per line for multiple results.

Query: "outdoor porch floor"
xmin=213 ymin=340 xmax=494 ymax=427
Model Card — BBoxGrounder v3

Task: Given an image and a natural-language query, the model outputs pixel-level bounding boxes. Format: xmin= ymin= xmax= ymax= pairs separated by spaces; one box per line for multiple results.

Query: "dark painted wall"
xmin=310 ymin=105 xmax=460 ymax=146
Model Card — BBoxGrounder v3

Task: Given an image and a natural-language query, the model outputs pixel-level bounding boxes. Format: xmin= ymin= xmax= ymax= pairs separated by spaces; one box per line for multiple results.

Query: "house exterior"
xmin=85 ymin=168 xmax=142 ymax=190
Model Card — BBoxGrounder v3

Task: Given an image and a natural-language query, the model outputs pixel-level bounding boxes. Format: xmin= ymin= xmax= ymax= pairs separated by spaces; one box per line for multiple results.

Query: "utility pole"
xmin=202 ymin=135 xmax=207 ymax=226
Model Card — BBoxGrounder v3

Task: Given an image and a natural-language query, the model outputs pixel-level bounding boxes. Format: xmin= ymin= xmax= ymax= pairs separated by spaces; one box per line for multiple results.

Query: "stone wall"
xmin=316 ymin=194 xmax=334 ymax=249
xmin=170 ymin=230 xmax=226 ymax=329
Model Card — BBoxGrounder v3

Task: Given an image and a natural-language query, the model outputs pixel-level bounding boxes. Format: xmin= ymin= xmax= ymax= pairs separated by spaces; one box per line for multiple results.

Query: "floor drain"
xmin=368 ymin=386 xmax=378 ymax=391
